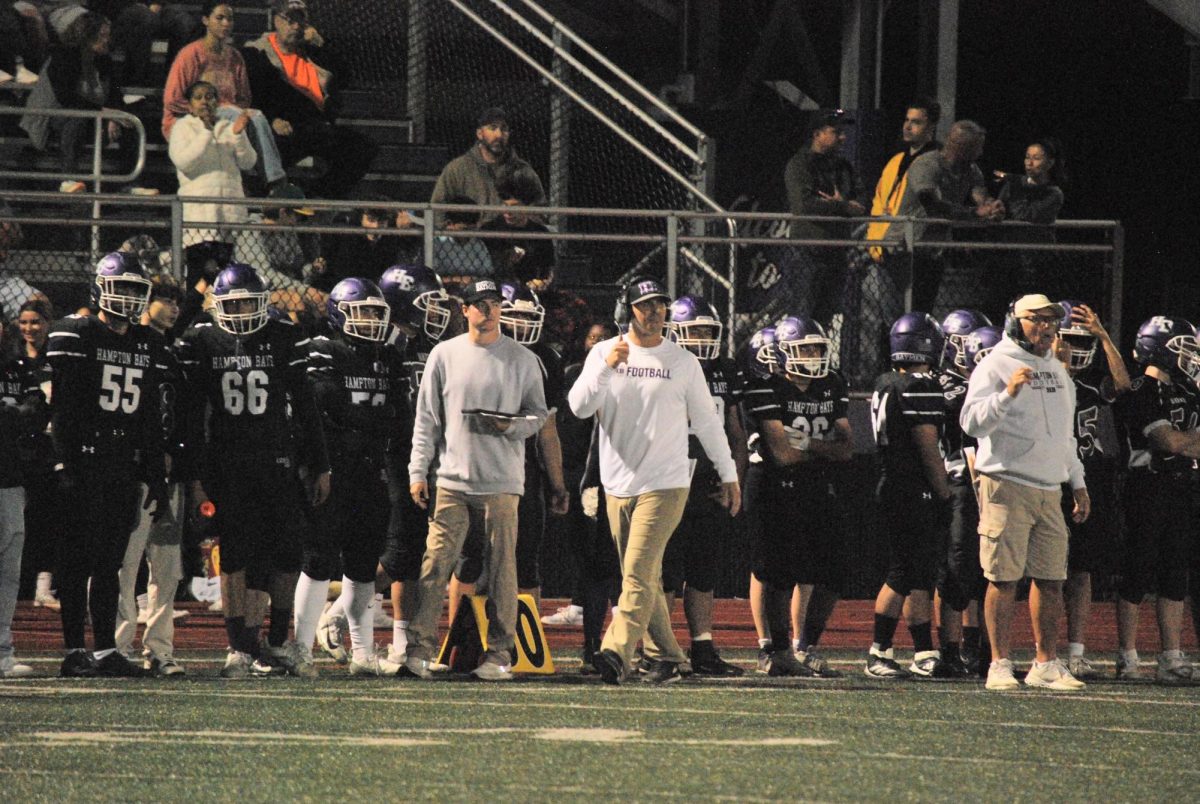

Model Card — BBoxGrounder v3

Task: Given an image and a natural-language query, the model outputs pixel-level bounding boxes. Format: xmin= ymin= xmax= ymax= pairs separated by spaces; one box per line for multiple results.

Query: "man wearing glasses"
xmin=403 ymin=279 xmax=548 ymax=682
xmin=960 ymin=294 xmax=1091 ymax=692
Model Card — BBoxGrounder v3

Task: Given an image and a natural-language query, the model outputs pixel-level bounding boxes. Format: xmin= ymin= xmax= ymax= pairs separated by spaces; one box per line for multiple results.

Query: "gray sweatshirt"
xmin=960 ymin=335 xmax=1085 ymax=491
xmin=408 ymin=333 xmax=548 ymax=495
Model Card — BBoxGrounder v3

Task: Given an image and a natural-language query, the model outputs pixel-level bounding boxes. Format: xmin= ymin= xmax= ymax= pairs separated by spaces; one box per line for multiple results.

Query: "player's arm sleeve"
xmin=686 ymin=360 xmax=737 ymax=483
xmin=567 ymin=343 xmax=614 ymax=419
xmin=407 ymin=349 xmax=444 ymax=484
xmin=45 ymin=326 xmax=87 ymax=465
xmin=287 ymin=336 xmax=330 ymax=476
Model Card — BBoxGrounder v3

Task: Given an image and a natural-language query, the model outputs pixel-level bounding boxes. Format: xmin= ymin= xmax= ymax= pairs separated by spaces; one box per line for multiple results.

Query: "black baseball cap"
xmin=477 ymin=106 xmax=509 ymax=128
xmin=810 ymin=108 xmax=856 ymax=133
xmin=462 ymin=279 xmax=503 ymax=306
xmin=627 ymin=277 xmax=670 ymax=305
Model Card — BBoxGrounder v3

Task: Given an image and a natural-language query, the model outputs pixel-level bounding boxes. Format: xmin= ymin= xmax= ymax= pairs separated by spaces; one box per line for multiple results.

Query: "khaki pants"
xmin=408 ymin=488 xmax=519 ymax=665
xmin=601 ymin=488 xmax=690 ymax=670
xmin=115 ymin=484 xmax=183 ymax=660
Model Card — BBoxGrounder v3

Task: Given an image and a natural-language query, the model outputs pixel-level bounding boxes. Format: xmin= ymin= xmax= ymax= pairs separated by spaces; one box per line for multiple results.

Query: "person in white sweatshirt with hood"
xmin=960 ymin=293 xmax=1091 ymax=692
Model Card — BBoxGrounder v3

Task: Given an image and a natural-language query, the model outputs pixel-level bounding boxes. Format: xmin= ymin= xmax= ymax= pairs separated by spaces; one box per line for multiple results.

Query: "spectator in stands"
xmin=162 ymin=2 xmax=286 ymax=195
xmin=242 ymin=0 xmax=377 ymax=200
xmin=89 ymin=1 xmax=196 ymax=88
xmin=482 ymin=171 xmax=555 ymax=282
xmin=13 ymin=298 xmax=61 ymax=613
xmin=315 ymin=196 xmax=401 ymax=293
xmin=897 ymin=119 xmax=1004 ymax=313
xmin=431 ymin=105 xmax=546 ymax=225
xmin=995 ymin=138 xmax=1067 ymax=296
xmin=783 ymin=109 xmax=865 ymax=326
xmin=18 ymin=11 xmax=146 ymax=194
xmin=0 ymin=3 xmax=40 ymax=82
xmin=0 ymin=210 xmax=50 ymax=320
xmin=168 ymin=79 xmax=256 ymax=293
xmin=235 ymin=182 xmax=324 ymax=323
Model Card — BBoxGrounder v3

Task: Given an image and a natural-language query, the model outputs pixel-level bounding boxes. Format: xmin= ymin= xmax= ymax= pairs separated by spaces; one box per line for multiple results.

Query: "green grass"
xmin=2 ymin=651 xmax=1198 ymax=802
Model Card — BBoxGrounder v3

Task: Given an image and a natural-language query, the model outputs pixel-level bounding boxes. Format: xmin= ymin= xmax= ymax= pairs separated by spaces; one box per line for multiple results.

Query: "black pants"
xmin=277 ymin=120 xmax=378 ymax=200
xmin=305 ymin=461 xmax=388 ymax=583
xmin=56 ymin=472 xmax=140 ymax=651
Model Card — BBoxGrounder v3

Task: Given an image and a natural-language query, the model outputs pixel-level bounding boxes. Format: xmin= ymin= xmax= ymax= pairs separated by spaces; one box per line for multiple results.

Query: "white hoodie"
xmin=960 ymin=335 xmax=1085 ymax=491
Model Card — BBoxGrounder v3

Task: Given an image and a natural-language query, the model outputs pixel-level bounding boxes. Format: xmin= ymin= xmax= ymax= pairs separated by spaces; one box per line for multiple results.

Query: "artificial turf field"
xmin=3 ymin=652 xmax=1199 ymax=801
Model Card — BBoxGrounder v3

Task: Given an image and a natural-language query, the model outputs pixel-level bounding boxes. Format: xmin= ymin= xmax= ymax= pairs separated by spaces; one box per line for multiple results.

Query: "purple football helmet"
xmin=774 ymin=315 xmax=831 ymax=378
xmin=740 ymin=326 xmax=779 ymax=380
xmin=890 ymin=312 xmax=945 ymax=367
xmin=91 ymin=251 xmax=152 ymax=319
xmin=328 ymin=277 xmax=391 ymax=342
xmin=963 ymin=325 xmax=1003 ymax=369
xmin=1057 ymin=300 xmax=1098 ymax=371
xmin=378 ymin=264 xmax=451 ymax=342
xmin=1133 ymin=315 xmax=1200 ymax=382
xmin=498 ymin=280 xmax=545 ymax=344
xmin=668 ymin=295 xmax=723 ymax=360
xmin=942 ymin=309 xmax=993 ymax=375
xmin=212 ymin=262 xmax=269 ymax=335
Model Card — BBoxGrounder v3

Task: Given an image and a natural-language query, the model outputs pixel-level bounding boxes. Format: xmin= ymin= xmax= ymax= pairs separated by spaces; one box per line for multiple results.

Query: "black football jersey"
xmin=175 ymin=318 xmax=328 ymax=475
xmin=307 ymin=331 xmax=408 ymax=468
xmin=1072 ymin=363 xmax=1115 ymax=465
xmin=522 ymin=341 xmax=563 ymax=472
xmin=1115 ymin=374 xmax=1200 ymax=474
xmin=688 ymin=357 xmax=743 ymax=465
xmin=46 ymin=314 xmax=170 ymax=470
xmin=386 ymin=325 xmax=434 ymax=459
xmin=0 ymin=355 xmax=48 ymax=486
xmin=746 ymin=370 xmax=848 ymax=476
xmin=938 ymin=371 xmax=973 ymax=480
xmin=871 ymin=369 xmax=944 ymax=479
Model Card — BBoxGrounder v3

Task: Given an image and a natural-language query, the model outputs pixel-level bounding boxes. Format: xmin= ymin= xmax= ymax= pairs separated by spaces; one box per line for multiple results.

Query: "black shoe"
xmin=94 ymin=651 xmax=148 ymax=678
xmin=757 ymin=648 xmax=812 ymax=677
xmin=60 ymin=649 xmax=97 ymax=678
xmin=642 ymin=660 xmax=682 ymax=685
xmin=938 ymin=648 xmax=971 ymax=678
xmin=595 ymin=649 xmax=624 ymax=686
xmin=689 ymin=641 xmax=744 ymax=677
xmin=636 ymin=656 xmax=655 ymax=675
xmin=580 ymin=641 xmax=598 ymax=676
xmin=864 ymin=648 xmax=909 ymax=679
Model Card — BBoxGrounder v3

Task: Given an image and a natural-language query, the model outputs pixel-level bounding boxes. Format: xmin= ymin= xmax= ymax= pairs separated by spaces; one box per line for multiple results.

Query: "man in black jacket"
xmin=242 ymin=0 xmax=377 ymax=200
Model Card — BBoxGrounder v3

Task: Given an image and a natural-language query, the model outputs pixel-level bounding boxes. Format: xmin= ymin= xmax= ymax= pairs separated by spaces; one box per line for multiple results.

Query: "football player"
xmin=866 ymin=312 xmax=950 ymax=680
xmin=1112 ymin=315 xmax=1200 ymax=684
xmin=744 ymin=315 xmax=852 ymax=677
xmin=48 ymin=252 xmax=171 ymax=677
xmin=659 ymin=294 xmax=748 ymax=676
xmin=176 ymin=263 xmax=330 ymax=678
xmin=300 ymin=278 xmax=407 ymax=676
xmin=934 ymin=309 xmax=992 ymax=677
xmin=1055 ymin=301 xmax=1130 ymax=679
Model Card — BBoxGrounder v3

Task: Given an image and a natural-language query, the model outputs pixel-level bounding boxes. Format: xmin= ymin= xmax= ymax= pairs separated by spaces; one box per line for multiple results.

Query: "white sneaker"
xmin=33 ymin=590 xmax=61 ymax=610
xmin=1067 ymin=654 xmax=1098 ymax=679
xmin=472 ymin=660 xmax=514 ymax=681
xmin=315 ymin=606 xmax=348 ymax=664
xmin=986 ymin=658 xmax=1020 ymax=691
xmin=1115 ymin=653 xmax=1144 ymax=680
xmin=220 ymin=650 xmax=252 ymax=679
xmin=0 ymin=655 xmax=34 ymax=678
xmin=208 ymin=599 xmax=223 ymax=612
xmin=282 ymin=639 xmax=317 ymax=679
xmin=1024 ymin=658 xmax=1085 ymax=691
xmin=0 ymin=69 xmax=13 ymax=84
xmin=15 ymin=64 xmax=38 ymax=84
xmin=541 ymin=604 xmax=583 ymax=626
xmin=1156 ymin=653 xmax=1194 ymax=686
xmin=386 ymin=646 xmax=406 ymax=665
xmin=402 ymin=655 xmax=433 ymax=679
xmin=350 ymin=651 xmax=402 ymax=677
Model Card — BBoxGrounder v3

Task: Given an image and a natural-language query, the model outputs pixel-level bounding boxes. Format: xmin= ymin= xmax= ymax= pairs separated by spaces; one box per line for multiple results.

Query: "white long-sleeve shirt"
xmin=960 ymin=335 xmax=1085 ymax=490
xmin=567 ymin=336 xmax=737 ymax=497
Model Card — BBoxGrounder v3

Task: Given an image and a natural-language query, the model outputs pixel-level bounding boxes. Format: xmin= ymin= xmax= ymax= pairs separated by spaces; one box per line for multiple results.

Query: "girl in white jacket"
xmin=168 ymin=80 xmax=257 ymax=281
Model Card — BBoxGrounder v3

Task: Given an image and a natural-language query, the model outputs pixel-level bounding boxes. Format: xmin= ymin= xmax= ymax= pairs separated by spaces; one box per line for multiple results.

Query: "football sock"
xmin=268 ymin=606 xmax=291 ymax=648
xmin=1068 ymin=641 xmax=1085 ymax=658
xmin=800 ymin=620 xmax=826 ymax=652
xmin=1122 ymin=649 xmax=1139 ymax=666
xmin=769 ymin=628 xmax=790 ymax=652
xmin=908 ymin=622 xmax=934 ymax=653
xmin=758 ymin=638 xmax=771 ymax=650
xmin=225 ymin=616 xmax=248 ymax=654
xmin=872 ymin=614 xmax=899 ymax=651
xmin=36 ymin=572 xmax=51 ymax=597
xmin=393 ymin=619 xmax=409 ymax=656
xmin=243 ymin=623 xmax=263 ymax=656
xmin=962 ymin=626 xmax=981 ymax=652
xmin=792 ymin=638 xmax=802 ymax=653
xmin=693 ymin=631 xmax=712 ymax=643
xmin=343 ymin=578 xmax=375 ymax=664
xmin=292 ymin=573 xmax=330 ymax=653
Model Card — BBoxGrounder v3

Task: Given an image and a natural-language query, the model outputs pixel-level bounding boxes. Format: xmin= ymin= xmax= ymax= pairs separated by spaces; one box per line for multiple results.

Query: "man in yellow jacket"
xmin=865 ymin=98 xmax=942 ymax=260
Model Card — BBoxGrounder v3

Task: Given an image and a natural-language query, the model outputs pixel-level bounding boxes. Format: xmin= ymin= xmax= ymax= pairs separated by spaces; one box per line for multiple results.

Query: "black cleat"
xmin=938 ymin=647 xmax=972 ymax=678
xmin=594 ymin=649 xmax=624 ymax=686
xmin=864 ymin=648 xmax=909 ymax=680
xmin=689 ymin=641 xmax=744 ymax=677
xmin=60 ymin=649 xmax=97 ymax=678
xmin=641 ymin=660 xmax=682 ymax=685
xmin=94 ymin=651 xmax=148 ymax=678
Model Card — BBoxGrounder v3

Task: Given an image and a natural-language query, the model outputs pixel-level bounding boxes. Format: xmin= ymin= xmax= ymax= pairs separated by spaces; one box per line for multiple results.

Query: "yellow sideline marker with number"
xmin=436 ymin=594 xmax=555 ymax=674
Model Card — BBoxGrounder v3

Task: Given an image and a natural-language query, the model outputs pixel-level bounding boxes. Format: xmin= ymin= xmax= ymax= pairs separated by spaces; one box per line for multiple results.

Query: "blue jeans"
xmin=217 ymin=106 xmax=286 ymax=185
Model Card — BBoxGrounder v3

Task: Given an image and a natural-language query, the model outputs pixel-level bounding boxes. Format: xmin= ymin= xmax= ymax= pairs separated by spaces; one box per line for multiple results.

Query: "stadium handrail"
xmin=0 ymin=105 xmax=146 ymax=185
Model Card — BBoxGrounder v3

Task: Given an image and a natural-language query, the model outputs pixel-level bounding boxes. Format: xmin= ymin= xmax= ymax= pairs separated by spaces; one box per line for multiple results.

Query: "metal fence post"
xmin=90 ymin=118 xmax=103 ymax=263
xmin=1109 ymin=222 xmax=1124 ymax=351
xmin=549 ymin=27 xmax=569 ymax=238
xmin=423 ymin=209 xmax=436 ymax=270
xmin=170 ymin=196 xmax=184 ymax=284
xmin=405 ymin=0 xmax=427 ymax=143
xmin=666 ymin=214 xmax=679 ymax=297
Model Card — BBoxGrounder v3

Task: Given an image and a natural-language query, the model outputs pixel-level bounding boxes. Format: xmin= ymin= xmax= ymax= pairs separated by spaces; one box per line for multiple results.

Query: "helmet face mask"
xmin=378 ymin=265 xmax=451 ymax=342
xmin=92 ymin=252 xmax=151 ymax=319
xmin=212 ymin=263 xmax=269 ymax=335
xmin=741 ymin=326 xmax=778 ymax=380
xmin=498 ymin=281 xmax=545 ymax=344
xmin=963 ymin=326 xmax=1003 ymax=371
xmin=668 ymin=295 xmax=722 ymax=360
xmin=942 ymin=309 xmax=992 ymax=376
xmin=328 ymin=278 xmax=391 ymax=342
xmin=1057 ymin=300 xmax=1097 ymax=371
xmin=774 ymin=316 xmax=832 ymax=379
xmin=1134 ymin=315 xmax=1200 ymax=383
